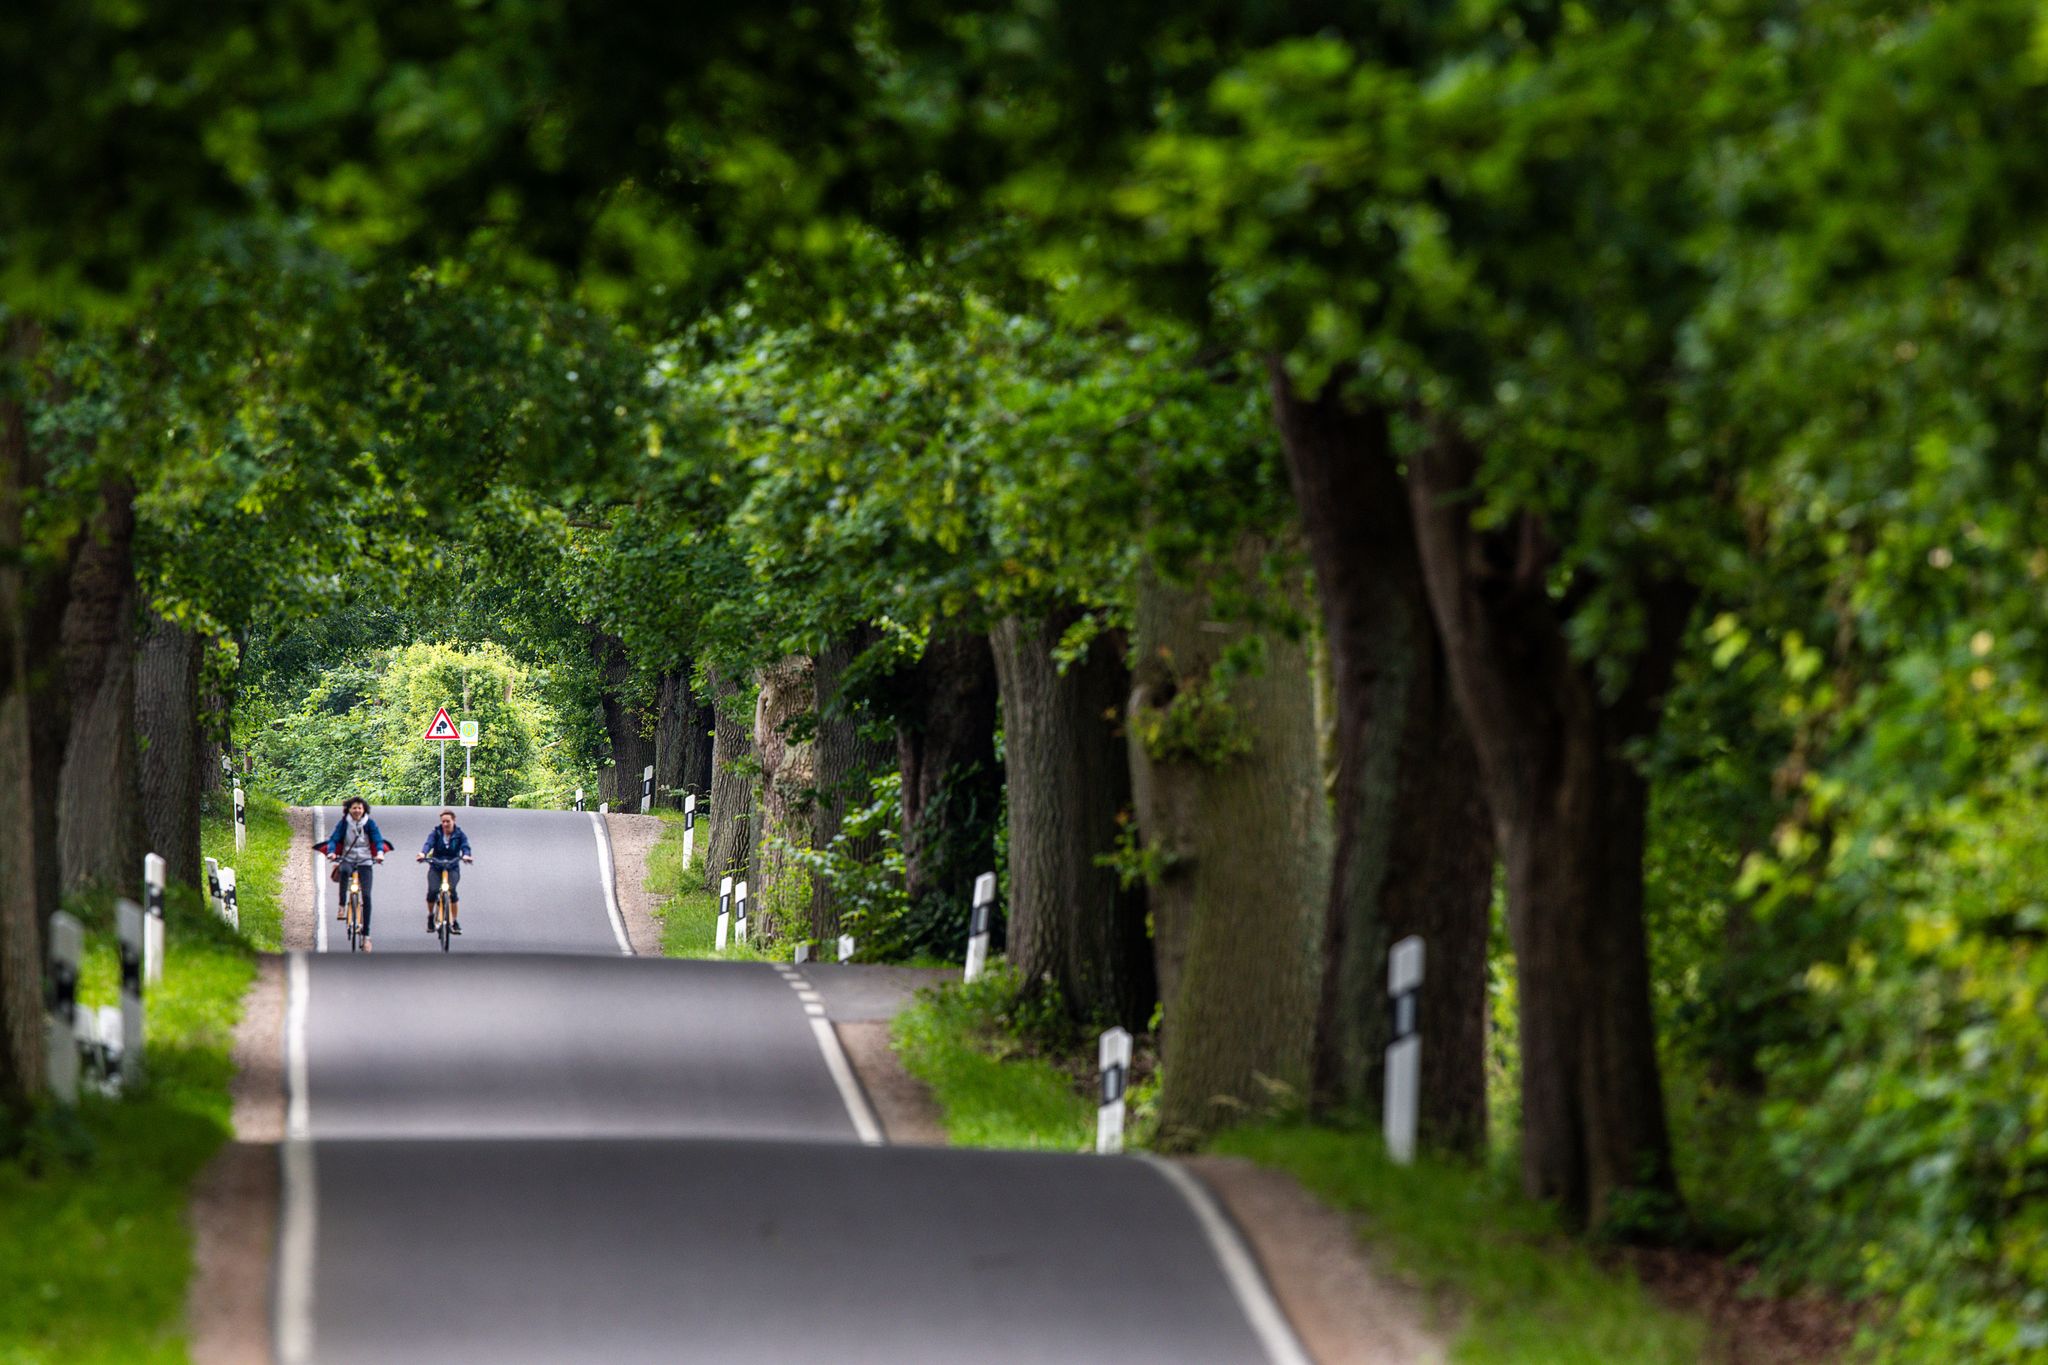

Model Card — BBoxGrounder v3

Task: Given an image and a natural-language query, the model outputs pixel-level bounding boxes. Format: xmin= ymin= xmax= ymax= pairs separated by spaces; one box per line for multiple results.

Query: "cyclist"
xmin=319 ymin=797 xmax=392 ymax=951
xmin=417 ymin=809 xmax=475 ymax=935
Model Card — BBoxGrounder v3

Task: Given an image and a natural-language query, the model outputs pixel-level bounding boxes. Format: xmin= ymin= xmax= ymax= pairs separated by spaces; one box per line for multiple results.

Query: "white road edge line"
xmin=587 ymin=812 xmax=633 ymax=956
xmin=807 ymin=1016 xmax=883 ymax=1145
xmin=313 ymin=807 xmax=328 ymax=954
xmin=278 ymin=953 xmax=317 ymax=1365
xmin=1137 ymin=1155 xmax=1313 ymax=1365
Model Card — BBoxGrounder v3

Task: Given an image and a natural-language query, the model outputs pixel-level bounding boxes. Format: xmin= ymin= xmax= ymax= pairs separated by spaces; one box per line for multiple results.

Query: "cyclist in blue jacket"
xmin=319 ymin=797 xmax=392 ymax=950
xmin=417 ymin=809 xmax=475 ymax=934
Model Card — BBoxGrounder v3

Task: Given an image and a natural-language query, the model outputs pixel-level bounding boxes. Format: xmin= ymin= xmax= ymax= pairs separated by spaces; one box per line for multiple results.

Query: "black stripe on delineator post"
xmin=1384 ymin=935 xmax=1424 ymax=1165
xmin=1097 ymin=1026 xmax=1133 ymax=1154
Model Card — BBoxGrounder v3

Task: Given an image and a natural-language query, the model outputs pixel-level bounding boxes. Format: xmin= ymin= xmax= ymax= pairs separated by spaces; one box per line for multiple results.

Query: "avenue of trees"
xmin=4 ymin=2 xmax=2044 ymax=1352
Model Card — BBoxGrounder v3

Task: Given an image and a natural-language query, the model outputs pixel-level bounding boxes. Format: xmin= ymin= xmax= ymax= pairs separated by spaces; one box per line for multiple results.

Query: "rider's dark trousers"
xmin=426 ymin=862 xmax=461 ymax=906
xmin=343 ymin=863 xmax=376 ymax=936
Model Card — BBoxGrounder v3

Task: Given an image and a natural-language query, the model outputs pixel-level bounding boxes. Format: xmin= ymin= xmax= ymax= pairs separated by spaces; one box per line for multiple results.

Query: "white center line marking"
xmin=804 ymin=1003 xmax=826 ymax=1016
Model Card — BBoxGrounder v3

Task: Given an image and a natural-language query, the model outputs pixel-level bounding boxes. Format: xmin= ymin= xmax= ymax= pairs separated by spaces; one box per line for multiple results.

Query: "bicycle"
xmin=345 ymin=870 xmax=366 ymax=953
xmin=429 ymin=865 xmax=457 ymax=952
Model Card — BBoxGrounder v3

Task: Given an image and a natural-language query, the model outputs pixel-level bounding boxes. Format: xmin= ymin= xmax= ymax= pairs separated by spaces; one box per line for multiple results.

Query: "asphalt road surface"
xmin=283 ymin=806 xmax=1305 ymax=1364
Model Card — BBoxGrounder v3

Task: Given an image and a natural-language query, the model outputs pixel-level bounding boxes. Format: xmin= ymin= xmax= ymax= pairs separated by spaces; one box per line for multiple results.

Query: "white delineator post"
xmin=963 ymin=871 xmax=996 ymax=983
xmin=734 ymin=879 xmax=751 ymax=944
xmin=232 ymin=782 xmax=247 ymax=853
xmin=220 ymin=867 xmax=241 ymax=931
xmin=837 ymin=934 xmax=855 ymax=963
xmin=1385 ymin=935 xmax=1425 ymax=1165
xmin=205 ymin=856 xmax=222 ymax=916
xmin=142 ymin=852 xmax=167 ymax=985
xmin=715 ymin=875 xmax=734 ymax=952
xmin=1097 ymin=1026 xmax=1133 ymax=1155
xmin=599 ymin=801 xmax=609 ymax=815
xmin=793 ymin=943 xmax=813 ymax=964
xmin=574 ymin=786 xmax=585 ymax=812
xmin=682 ymin=795 xmax=697 ymax=868
xmin=117 ymin=898 xmax=146 ymax=1088
xmin=640 ymin=764 xmax=654 ymax=814
xmin=45 ymin=911 xmax=84 ymax=1104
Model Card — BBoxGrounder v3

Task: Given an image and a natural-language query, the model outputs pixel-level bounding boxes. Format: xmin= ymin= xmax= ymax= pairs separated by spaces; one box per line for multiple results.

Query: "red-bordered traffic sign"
xmin=423 ymin=707 xmax=460 ymax=741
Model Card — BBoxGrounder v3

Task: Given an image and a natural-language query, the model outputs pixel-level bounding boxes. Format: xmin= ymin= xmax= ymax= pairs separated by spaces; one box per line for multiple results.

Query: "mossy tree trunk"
xmin=1270 ymin=367 xmax=1495 ymax=1155
xmin=892 ymin=627 xmax=1001 ymax=960
xmin=57 ymin=478 xmax=143 ymax=893
xmin=135 ymin=608 xmax=205 ymax=886
xmin=811 ymin=629 xmax=893 ymax=938
xmin=993 ymin=608 xmax=1154 ymax=1031
xmin=1128 ymin=536 xmax=1328 ymax=1148
xmin=754 ymin=654 xmax=815 ymax=938
xmin=704 ymin=664 xmax=758 ymax=891
xmin=1407 ymin=421 xmax=1689 ymax=1231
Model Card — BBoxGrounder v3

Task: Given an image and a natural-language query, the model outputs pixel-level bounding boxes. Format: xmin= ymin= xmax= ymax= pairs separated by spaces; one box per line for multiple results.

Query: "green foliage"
xmin=245 ymin=640 xmax=577 ymax=808
xmin=891 ymin=968 xmax=1096 ymax=1152
xmin=0 ymin=813 xmax=256 ymax=1362
xmin=776 ymin=772 xmax=911 ymax=960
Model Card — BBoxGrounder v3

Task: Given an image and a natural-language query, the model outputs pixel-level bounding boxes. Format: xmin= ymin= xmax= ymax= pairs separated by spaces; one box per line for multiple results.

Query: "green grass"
xmin=1212 ymin=1125 xmax=1709 ymax=1364
xmin=0 ymin=796 xmax=281 ymax=1364
xmin=202 ymin=791 xmax=295 ymax=952
xmin=644 ymin=813 xmax=789 ymax=962
xmin=891 ymin=968 xmax=1094 ymax=1151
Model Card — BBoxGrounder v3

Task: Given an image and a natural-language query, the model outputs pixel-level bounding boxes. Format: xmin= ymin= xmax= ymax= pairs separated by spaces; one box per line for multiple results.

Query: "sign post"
xmin=117 ymin=898 xmax=146 ymax=1089
xmin=1385 ymin=935 xmax=1425 ymax=1165
xmin=963 ymin=872 xmax=996 ymax=983
xmin=682 ymin=795 xmax=697 ymax=868
xmin=1097 ymin=1026 xmax=1133 ymax=1154
xmin=45 ymin=911 xmax=84 ymax=1104
xmin=233 ymin=782 xmax=247 ymax=853
xmin=459 ymin=720 xmax=479 ymax=805
xmin=424 ymin=706 xmax=459 ymax=804
xmin=715 ymin=875 xmax=734 ymax=952
xmin=142 ymin=852 xmax=167 ymax=984
xmin=640 ymin=765 xmax=654 ymax=814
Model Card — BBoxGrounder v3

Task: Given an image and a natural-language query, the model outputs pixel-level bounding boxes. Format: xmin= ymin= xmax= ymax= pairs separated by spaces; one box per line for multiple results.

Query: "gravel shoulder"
xmin=283 ymin=805 xmax=314 ymax=951
xmin=600 ymin=811 xmax=665 ymax=955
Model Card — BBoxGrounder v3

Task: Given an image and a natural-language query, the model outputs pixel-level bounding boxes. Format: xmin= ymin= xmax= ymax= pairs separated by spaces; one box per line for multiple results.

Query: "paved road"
xmin=283 ymin=807 xmax=1304 ymax=1364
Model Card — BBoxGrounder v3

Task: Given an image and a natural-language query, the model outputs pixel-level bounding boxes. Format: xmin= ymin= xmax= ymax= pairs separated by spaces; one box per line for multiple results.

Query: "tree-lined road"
xmin=284 ymin=807 xmax=1305 ymax=1363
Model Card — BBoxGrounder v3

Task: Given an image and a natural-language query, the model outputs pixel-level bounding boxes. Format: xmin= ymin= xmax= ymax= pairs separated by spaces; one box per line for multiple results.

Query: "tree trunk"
xmin=589 ymin=631 xmax=654 ymax=809
xmin=1270 ymin=367 xmax=1494 ymax=1155
xmin=993 ymin=609 xmax=1155 ymax=1031
xmin=0 ymin=320 xmax=49 ymax=1110
xmin=135 ymin=609 xmax=205 ymax=887
xmin=755 ymin=655 xmax=815 ymax=938
xmin=893 ymin=628 xmax=1001 ymax=960
xmin=1128 ymin=536 xmax=1329 ymax=1147
xmin=1406 ymin=419 xmax=1689 ymax=1230
xmin=653 ymin=669 xmax=687 ymax=809
xmin=811 ymin=630 xmax=893 ymax=938
xmin=58 ymin=479 xmax=144 ymax=893
xmin=704 ymin=665 xmax=758 ymax=890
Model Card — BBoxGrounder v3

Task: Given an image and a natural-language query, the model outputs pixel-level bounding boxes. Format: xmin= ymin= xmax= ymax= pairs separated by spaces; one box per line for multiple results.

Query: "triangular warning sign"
xmin=424 ymin=707 xmax=460 ymax=741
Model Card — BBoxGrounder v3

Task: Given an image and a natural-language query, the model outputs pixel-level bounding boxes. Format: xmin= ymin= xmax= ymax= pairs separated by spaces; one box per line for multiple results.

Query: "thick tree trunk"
xmin=704 ymin=665 xmax=758 ymax=890
xmin=135 ymin=610 xmax=205 ymax=887
xmin=681 ymin=683 xmax=715 ymax=803
xmin=58 ymin=480 xmax=144 ymax=893
xmin=754 ymin=655 xmax=815 ymax=938
xmin=589 ymin=631 xmax=655 ymax=809
xmin=1128 ymin=536 xmax=1329 ymax=1147
xmin=0 ymin=321 xmax=50 ymax=1109
xmin=811 ymin=630 xmax=893 ymax=938
xmin=1407 ymin=420 xmax=1689 ymax=1230
xmin=653 ymin=669 xmax=687 ymax=809
xmin=993 ymin=609 xmax=1155 ymax=1031
xmin=893 ymin=628 xmax=1001 ymax=960
xmin=1270 ymin=368 xmax=1494 ymax=1155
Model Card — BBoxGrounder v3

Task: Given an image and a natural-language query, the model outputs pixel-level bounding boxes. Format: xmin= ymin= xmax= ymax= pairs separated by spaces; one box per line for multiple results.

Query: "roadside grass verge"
xmin=0 ymin=797 xmax=278 ymax=1363
xmin=643 ymin=813 xmax=800 ymax=963
xmin=890 ymin=967 xmax=1094 ymax=1151
xmin=202 ymin=790 xmax=294 ymax=952
xmin=1212 ymin=1124 xmax=1708 ymax=1364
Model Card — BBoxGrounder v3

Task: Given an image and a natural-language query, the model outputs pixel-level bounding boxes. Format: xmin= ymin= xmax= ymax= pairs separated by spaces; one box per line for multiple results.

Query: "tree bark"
xmin=57 ymin=479 xmax=144 ymax=893
xmin=811 ymin=629 xmax=893 ymax=938
xmin=892 ymin=627 xmax=1001 ymax=960
xmin=755 ymin=655 xmax=815 ymax=938
xmin=135 ymin=609 xmax=205 ymax=887
xmin=589 ymin=631 xmax=655 ymax=809
xmin=704 ymin=664 xmax=758 ymax=890
xmin=1406 ymin=418 xmax=1689 ymax=1230
xmin=653 ymin=668 xmax=687 ymax=809
xmin=1128 ymin=536 xmax=1329 ymax=1147
xmin=0 ymin=319 xmax=50 ymax=1110
xmin=993 ymin=609 xmax=1155 ymax=1031
xmin=1270 ymin=367 xmax=1494 ymax=1155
